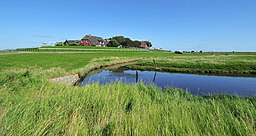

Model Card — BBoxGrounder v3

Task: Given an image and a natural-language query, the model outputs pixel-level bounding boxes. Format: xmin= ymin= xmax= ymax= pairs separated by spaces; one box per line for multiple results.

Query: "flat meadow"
xmin=0 ymin=50 xmax=256 ymax=135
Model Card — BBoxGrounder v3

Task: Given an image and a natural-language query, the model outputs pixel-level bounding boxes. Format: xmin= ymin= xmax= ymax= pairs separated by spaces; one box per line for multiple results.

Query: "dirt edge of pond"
xmin=49 ymin=58 xmax=143 ymax=85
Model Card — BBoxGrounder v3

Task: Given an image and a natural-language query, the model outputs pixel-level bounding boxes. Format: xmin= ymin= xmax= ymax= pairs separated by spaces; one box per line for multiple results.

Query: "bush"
xmin=55 ymin=42 xmax=63 ymax=46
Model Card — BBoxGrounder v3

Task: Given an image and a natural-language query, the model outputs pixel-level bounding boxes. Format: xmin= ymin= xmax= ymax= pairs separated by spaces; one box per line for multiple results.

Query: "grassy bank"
xmin=0 ymin=68 xmax=255 ymax=135
xmin=129 ymin=55 xmax=256 ymax=75
xmin=1 ymin=52 xmax=256 ymax=74
xmin=0 ymin=51 xmax=256 ymax=135
xmin=16 ymin=46 xmax=148 ymax=53
xmin=40 ymin=46 xmax=136 ymax=49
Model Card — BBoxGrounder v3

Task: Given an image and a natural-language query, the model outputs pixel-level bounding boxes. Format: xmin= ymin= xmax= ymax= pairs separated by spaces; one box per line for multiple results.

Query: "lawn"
xmin=0 ymin=51 xmax=256 ymax=135
xmin=16 ymin=46 xmax=149 ymax=52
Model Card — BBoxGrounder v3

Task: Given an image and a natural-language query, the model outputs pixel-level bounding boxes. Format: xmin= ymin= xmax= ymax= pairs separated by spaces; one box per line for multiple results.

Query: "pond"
xmin=80 ymin=67 xmax=256 ymax=97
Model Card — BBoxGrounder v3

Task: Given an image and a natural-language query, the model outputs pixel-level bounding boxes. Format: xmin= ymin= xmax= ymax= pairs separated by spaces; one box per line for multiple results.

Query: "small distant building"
xmin=175 ymin=51 xmax=183 ymax=54
xmin=63 ymin=40 xmax=81 ymax=46
xmin=81 ymin=35 xmax=107 ymax=47
xmin=149 ymin=47 xmax=156 ymax=50
xmin=140 ymin=41 xmax=149 ymax=49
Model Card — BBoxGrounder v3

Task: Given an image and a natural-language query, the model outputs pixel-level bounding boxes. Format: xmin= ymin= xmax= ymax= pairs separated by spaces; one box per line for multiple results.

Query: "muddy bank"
xmin=49 ymin=58 xmax=143 ymax=85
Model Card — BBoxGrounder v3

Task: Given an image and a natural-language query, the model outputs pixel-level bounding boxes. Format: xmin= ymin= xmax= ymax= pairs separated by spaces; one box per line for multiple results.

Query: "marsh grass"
xmin=1 ymin=52 xmax=256 ymax=135
xmin=131 ymin=55 xmax=256 ymax=74
xmin=0 ymin=68 xmax=256 ymax=135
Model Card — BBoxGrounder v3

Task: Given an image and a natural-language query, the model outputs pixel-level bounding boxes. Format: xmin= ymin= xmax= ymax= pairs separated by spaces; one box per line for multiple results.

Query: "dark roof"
xmin=81 ymin=35 xmax=107 ymax=46
xmin=64 ymin=40 xmax=81 ymax=45
xmin=66 ymin=40 xmax=80 ymax=43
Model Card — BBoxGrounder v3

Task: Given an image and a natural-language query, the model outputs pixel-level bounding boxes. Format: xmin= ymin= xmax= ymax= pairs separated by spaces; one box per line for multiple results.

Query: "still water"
xmin=81 ymin=68 xmax=256 ymax=97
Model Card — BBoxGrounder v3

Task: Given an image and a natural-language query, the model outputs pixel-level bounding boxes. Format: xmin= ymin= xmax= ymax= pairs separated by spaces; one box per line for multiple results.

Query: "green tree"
xmin=55 ymin=42 xmax=63 ymax=46
xmin=133 ymin=41 xmax=141 ymax=48
xmin=112 ymin=36 xmax=126 ymax=45
xmin=110 ymin=36 xmax=152 ymax=48
xmin=107 ymin=39 xmax=120 ymax=47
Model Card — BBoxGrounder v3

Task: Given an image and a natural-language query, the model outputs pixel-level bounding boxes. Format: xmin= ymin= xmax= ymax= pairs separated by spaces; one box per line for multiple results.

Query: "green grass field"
xmin=0 ymin=51 xmax=256 ymax=135
xmin=41 ymin=46 xmax=130 ymax=49
xmin=130 ymin=55 xmax=256 ymax=75
xmin=15 ymin=46 xmax=149 ymax=53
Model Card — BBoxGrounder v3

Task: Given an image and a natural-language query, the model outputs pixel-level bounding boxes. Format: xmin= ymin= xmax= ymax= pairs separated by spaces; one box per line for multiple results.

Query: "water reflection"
xmin=111 ymin=68 xmax=157 ymax=83
xmin=81 ymin=68 xmax=256 ymax=97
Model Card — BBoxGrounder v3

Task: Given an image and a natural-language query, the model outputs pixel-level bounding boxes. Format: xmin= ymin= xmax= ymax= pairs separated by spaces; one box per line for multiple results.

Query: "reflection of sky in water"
xmin=81 ymin=70 xmax=256 ymax=97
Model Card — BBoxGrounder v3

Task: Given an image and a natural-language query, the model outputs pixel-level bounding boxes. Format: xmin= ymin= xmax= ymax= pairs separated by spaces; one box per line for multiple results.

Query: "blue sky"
xmin=0 ymin=0 xmax=255 ymax=51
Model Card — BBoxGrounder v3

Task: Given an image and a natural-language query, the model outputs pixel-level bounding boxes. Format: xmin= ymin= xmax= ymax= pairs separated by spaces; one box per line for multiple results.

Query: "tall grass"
xmin=1 ymin=52 xmax=256 ymax=135
xmin=130 ymin=55 xmax=256 ymax=74
xmin=0 ymin=68 xmax=255 ymax=135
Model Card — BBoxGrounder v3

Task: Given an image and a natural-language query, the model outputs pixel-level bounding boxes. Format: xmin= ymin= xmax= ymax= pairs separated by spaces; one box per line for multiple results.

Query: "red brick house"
xmin=81 ymin=35 xmax=107 ymax=46
xmin=140 ymin=41 xmax=149 ymax=49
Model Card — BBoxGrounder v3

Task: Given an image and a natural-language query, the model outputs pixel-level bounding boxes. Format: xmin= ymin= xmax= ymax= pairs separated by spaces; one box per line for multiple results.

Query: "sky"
xmin=0 ymin=0 xmax=256 ymax=51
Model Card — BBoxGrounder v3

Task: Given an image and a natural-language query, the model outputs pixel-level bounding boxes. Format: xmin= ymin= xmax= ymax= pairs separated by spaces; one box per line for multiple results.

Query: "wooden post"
xmin=153 ymin=59 xmax=157 ymax=70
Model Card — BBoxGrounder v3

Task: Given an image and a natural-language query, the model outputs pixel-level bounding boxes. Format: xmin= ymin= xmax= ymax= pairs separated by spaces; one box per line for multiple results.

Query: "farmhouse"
xmin=61 ymin=35 xmax=151 ymax=48
xmin=63 ymin=40 xmax=81 ymax=46
xmin=140 ymin=41 xmax=149 ymax=49
xmin=81 ymin=35 xmax=107 ymax=47
xmin=63 ymin=35 xmax=107 ymax=47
